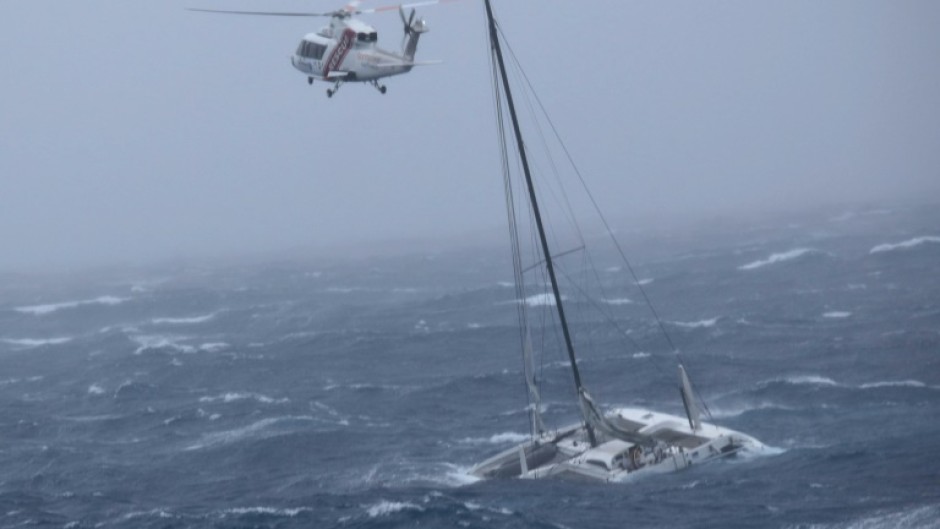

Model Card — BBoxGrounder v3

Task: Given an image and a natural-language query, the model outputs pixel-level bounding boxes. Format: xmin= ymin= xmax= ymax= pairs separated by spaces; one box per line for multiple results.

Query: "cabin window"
xmin=356 ymin=32 xmax=378 ymax=42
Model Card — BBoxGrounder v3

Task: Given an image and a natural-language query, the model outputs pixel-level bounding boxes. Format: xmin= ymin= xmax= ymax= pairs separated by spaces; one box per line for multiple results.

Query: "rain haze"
xmin=2 ymin=0 xmax=939 ymax=271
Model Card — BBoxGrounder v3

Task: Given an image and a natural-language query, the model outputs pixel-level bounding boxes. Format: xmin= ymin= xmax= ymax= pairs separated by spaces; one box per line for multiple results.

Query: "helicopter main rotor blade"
xmin=355 ymin=0 xmax=458 ymax=15
xmin=188 ymin=8 xmax=332 ymax=17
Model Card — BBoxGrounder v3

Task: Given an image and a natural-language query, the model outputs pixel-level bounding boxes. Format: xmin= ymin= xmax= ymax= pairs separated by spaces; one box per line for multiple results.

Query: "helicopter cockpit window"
xmin=298 ymin=41 xmax=327 ymax=60
xmin=357 ymin=32 xmax=378 ymax=43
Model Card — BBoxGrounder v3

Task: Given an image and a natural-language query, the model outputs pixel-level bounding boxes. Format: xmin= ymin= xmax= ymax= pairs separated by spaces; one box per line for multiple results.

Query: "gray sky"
xmin=2 ymin=0 xmax=939 ymax=271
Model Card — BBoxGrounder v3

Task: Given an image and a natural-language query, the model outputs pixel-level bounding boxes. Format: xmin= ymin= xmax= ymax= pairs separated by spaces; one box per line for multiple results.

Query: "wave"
xmin=822 ymin=311 xmax=852 ymax=319
xmin=199 ymin=392 xmax=289 ymax=405
xmin=760 ymin=375 xmax=841 ymax=388
xmin=15 ymin=295 xmax=129 ymax=315
xmin=132 ymin=335 xmax=195 ymax=355
xmin=738 ymin=248 xmax=817 ymax=271
xmin=710 ymin=401 xmax=797 ymax=419
xmin=458 ymin=432 xmax=529 ymax=445
xmin=220 ymin=507 xmax=311 ymax=518
xmin=185 ymin=415 xmax=314 ymax=451
xmin=859 ymin=380 xmax=929 ymax=389
xmin=150 ymin=313 xmax=216 ymax=325
xmin=757 ymin=375 xmax=936 ymax=391
xmin=522 ymin=293 xmax=562 ymax=307
xmin=2 ymin=337 xmax=72 ymax=347
xmin=869 ymin=236 xmax=940 ymax=254
xmin=365 ymin=500 xmax=424 ymax=518
xmin=603 ymin=298 xmax=633 ymax=305
xmin=784 ymin=505 xmax=940 ymax=529
xmin=671 ymin=317 xmax=719 ymax=329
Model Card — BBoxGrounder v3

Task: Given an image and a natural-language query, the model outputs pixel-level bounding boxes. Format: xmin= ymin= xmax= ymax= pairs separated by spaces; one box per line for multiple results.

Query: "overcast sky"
xmin=2 ymin=0 xmax=939 ymax=272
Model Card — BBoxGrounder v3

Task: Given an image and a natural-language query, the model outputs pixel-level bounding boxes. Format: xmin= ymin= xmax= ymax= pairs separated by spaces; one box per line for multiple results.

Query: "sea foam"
xmin=869 ymin=236 xmax=940 ymax=254
xmin=365 ymin=500 xmax=424 ymax=518
xmin=738 ymin=248 xmax=816 ymax=271
xmin=672 ymin=317 xmax=719 ymax=329
xmin=15 ymin=296 xmax=129 ymax=315
xmin=150 ymin=313 xmax=215 ymax=325
xmin=2 ymin=337 xmax=72 ymax=347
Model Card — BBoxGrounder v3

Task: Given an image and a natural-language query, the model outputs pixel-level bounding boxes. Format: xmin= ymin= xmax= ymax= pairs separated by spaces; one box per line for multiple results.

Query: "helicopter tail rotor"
xmin=400 ymin=6 xmax=428 ymax=60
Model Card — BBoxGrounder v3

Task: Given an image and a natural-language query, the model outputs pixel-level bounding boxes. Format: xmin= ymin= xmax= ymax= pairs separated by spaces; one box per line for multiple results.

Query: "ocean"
xmin=1 ymin=204 xmax=938 ymax=528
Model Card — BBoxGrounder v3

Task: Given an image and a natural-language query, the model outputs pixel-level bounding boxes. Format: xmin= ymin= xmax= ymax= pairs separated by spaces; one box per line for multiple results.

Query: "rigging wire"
xmin=494 ymin=23 xmax=715 ymax=420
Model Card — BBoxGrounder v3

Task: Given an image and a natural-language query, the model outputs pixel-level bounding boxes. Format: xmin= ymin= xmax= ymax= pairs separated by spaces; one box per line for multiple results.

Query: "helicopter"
xmin=189 ymin=1 xmax=449 ymax=97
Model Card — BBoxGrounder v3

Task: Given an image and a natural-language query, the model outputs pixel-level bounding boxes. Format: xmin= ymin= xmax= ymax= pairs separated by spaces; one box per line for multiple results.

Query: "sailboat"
xmin=468 ymin=0 xmax=765 ymax=483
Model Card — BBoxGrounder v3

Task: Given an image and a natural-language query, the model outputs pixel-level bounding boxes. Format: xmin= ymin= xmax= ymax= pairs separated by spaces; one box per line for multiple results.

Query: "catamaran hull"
xmin=469 ymin=407 xmax=765 ymax=483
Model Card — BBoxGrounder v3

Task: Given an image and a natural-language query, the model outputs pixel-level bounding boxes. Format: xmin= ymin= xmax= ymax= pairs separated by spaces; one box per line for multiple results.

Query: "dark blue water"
xmin=2 ymin=204 xmax=938 ymax=528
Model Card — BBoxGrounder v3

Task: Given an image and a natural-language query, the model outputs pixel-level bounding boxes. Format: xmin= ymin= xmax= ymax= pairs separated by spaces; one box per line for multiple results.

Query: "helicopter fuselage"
xmin=290 ymin=18 xmax=415 ymax=85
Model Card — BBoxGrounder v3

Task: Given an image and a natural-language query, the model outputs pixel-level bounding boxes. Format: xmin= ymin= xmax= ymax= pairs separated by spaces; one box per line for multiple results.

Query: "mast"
xmin=484 ymin=0 xmax=597 ymax=447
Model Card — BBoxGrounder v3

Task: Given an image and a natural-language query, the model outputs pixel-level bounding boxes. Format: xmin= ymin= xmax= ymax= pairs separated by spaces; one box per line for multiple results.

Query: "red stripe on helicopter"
xmin=324 ymin=29 xmax=356 ymax=78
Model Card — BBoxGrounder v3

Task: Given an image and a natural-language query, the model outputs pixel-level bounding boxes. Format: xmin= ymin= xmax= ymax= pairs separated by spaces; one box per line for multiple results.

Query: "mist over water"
xmin=1 ymin=203 xmax=938 ymax=528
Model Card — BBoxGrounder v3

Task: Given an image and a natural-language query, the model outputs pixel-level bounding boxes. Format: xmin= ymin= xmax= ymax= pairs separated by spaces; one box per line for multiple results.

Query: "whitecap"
xmin=222 ymin=507 xmax=310 ymax=517
xmin=199 ymin=342 xmax=228 ymax=352
xmin=151 ymin=313 xmax=215 ymax=325
xmin=16 ymin=296 xmax=129 ymax=315
xmin=199 ymin=392 xmax=289 ymax=405
xmin=185 ymin=416 xmax=314 ymax=451
xmin=131 ymin=335 xmax=196 ymax=355
xmin=459 ymin=432 xmax=529 ymax=445
xmin=636 ymin=278 xmax=654 ymax=286
xmin=521 ymin=293 xmax=560 ymax=307
xmin=779 ymin=375 xmax=840 ymax=386
xmin=365 ymin=500 xmax=424 ymax=518
xmin=783 ymin=505 xmax=940 ymax=529
xmin=2 ymin=337 xmax=72 ymax=347
xmin=822 ymin=311 xmax=852 ymax=319
xmin=738 ymin=248 xmax=816 ymax=271
xmin=758 ymin=375 xmax=841 ymax=388
xmin=602 ymin=298 xmax=633 ymax=305
xmin=672 ymin=317 xmax=719 ymax=329
xmin=710 ymin=401 xmax=796 ymax=419
xmin=88 ymin=384 xmax=106 ymax=395
xmin=859 ymin=380 xmax=930 ymax=389
xmin=870 ymin=236 xmax=940 ymax=254
xmin=632 ymin=352 xmax=651 ymax=359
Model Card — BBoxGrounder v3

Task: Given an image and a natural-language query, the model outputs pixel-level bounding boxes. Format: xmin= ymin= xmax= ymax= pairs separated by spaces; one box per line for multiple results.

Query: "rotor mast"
xmin=483 ymin=0 xmax=597 ymax=447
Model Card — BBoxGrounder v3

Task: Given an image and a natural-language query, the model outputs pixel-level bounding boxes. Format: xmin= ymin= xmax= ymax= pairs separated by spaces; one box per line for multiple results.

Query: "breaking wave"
xmin=199 ymin=392 xmax=289 ymax=405
xmin=16 ymin=296 xmax=129 ymax=315
xmin=2 ymin=337 xmax=72 ymax=347
xmin=151 ymin=313 xmax=216 ymax=325
xmin=185 ymin=416 xmax=314 ymax=451
xmin=822 ymin=311 xmax=852 ymax=319
xmin=602 ymin=298 xmax=633 ymax=305
xmin=365 ymin=500 xmax=424 ymax=518
xmin=784 ymin=505 xmax=940 ymax=529
xmin=756 ymin=375 xmax=937 ymax=391
xmin=869 ymin=236 xmax=940 ymax=254
xmin=738 ymin=248 xmax=817 ymax=271
xmin=131 ymin=335 xmax=195 ymax=355
xmin=672 ymin=317 xmax=719 ymax=329
xmin=458 ymin=432 xmax=529 ymax=445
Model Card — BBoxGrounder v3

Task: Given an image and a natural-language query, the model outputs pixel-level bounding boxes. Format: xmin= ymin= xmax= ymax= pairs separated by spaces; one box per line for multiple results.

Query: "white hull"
xmin=469 ymin=407 xmax=765 ymax=483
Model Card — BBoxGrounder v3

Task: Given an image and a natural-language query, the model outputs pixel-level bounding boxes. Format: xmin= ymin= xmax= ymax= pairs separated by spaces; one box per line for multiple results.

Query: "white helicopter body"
xmin=191 ymin=1 xmax=442 ymax=97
